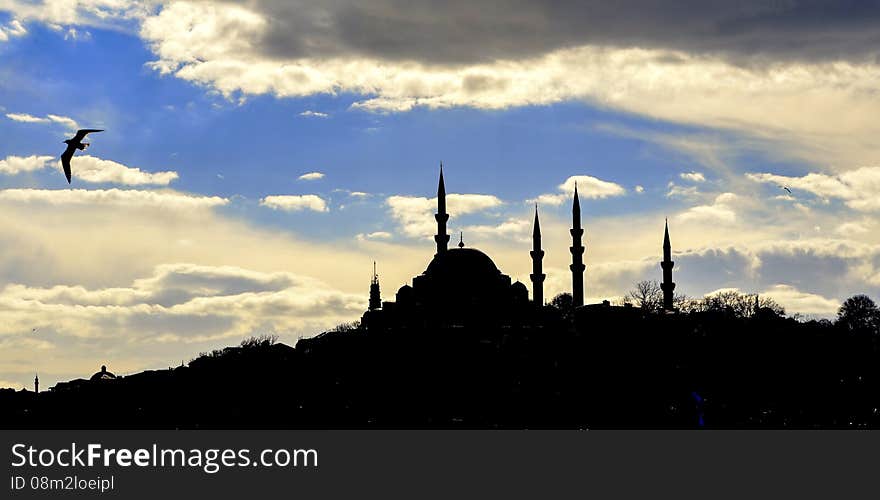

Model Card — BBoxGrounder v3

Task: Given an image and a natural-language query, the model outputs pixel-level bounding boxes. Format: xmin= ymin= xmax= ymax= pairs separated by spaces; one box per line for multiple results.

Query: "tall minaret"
xmin=570 ymin=183 xmax=585 ymax=307
xmin=660 ymin=219 xmax=676 ymax=310
xmin=369 ymin=262 xmax=381 ymax=310
xmin=434 ymin=164 xmax=450 ymax=255
xmin=530 ymin=205 xmax=545 ymax=305
xmin=34 ymin=373 xmax=39 ymax=394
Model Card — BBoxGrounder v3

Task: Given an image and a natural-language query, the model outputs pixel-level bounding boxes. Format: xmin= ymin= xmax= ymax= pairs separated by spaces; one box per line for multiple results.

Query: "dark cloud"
xmin=236 ymin=0 xmax=880 ymax=65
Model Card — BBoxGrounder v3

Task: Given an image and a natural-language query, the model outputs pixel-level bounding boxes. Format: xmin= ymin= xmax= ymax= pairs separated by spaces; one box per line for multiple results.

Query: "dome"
xmin=424 ymin=248 xmax=500 ymax=278
xmin=90 ymin=365 xmax=116 ymax=381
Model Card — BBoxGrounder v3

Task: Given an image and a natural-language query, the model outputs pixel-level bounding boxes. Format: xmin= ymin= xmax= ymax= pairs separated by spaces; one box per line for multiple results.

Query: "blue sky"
xmin=2 ymin=0 xmax=880 ymax=388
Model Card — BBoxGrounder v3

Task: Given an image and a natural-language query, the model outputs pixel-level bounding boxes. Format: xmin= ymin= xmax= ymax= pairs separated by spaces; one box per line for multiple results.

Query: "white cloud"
xmin=531 ymin=174 xmax=626 ymax=206
xmin=260 ymin=194 xmax=329 ymax=212
xmin=761 ymin=285 xmax=840 ymax=316
xmin=6 ymin=112 xmax=79 ymax=130
xmin=356 ymin=231 xmax=392 ymax=242
xmin=677 ymin=192 xmax=739 ymax=224
xmin=386 ymin=193 xmax=503 ymax=238
xmin=680 ymin=171 xmax=706 ymax=182
xmin=634 ymin=185 xmax=644 ymax=194
xmin=0 ymin=19 xmax=26 ymax=42
xmin=0 ymin=188 xmax=228 ymax=210
xmin=1 ymin=153 xmax=178 ymax=185
xmin=297 ymin=171 xmax=325 ymax=181
xmin=0 ymin=155 xmax=54 ymax=174
xmin=58 ymin=156 xmax=178 ymax=185
xmin=666 ymin=183 xmax=700 ymax=200
xmin=463 ymin=218 xmax=531 ymax=242
xmin=299 ymin=110 xmax=328 ymax=118
xmin=748 ymin=168 xmax=880 ymax=212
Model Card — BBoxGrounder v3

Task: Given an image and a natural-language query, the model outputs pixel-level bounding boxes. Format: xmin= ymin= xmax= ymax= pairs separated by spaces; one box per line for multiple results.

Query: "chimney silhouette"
xmin=434 ymin=164 xmax=450 ymax=255
xmin=570 ymin=183 xmax=585 ymax=307
xmin=369 ymin=261 xmax=381 ymax=310
xmin=530 ymin=205 xmax=545 ymax=305
xmin=660 ymin=218 xmax=676 ymax=310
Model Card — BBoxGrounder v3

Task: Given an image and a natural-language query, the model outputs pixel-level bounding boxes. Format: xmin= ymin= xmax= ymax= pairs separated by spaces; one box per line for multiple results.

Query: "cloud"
xmin=59 ymin=156 xmax=178 ymax=185
xmin=531 ymin=174 xmax=626 ymax=206
xmin=130 ymin=2 xmax=880 ymax=167
xmin=666 ymin=183 xmax=700 ymax=200
xmin=0 ymin=155 xmax=54 ymax=174
xmin=680 ymin=171 xmax=706 ymax=183
xmin=0 ymin=188 xmax=228 ymax=210
xmin=297 ymin=171 xmax=325 ymax=181
xmin=463 ymin=217 xmax=531 ymax=242
xmin=386 ymin=193 xmax=502 ymax=238
xmin=139 ymin=1 xmax=880 ymax=66
xmin=260 ymin=194 xmax=329 ymax=212
xmin=6 ymin=112 xmax=79 ymax=130
xmin=356 ymin=231 xmax=392 ymax=242
xmin=0 ymin=262 xmax=365 ymax=353
xmin=0 ymin=19 xmax=26 ymax=42
xmin=634 ymin=185 xmax=644 ymax=194
xmin=677 ymin=193 xmax=739 ymax=224
xmin=1 ymin=154 xmax=177 ymax=185
xmin=748 ymin=168 xmax=880 ymax=212
xmin=299 ymin=110 xmax=328 ymax=118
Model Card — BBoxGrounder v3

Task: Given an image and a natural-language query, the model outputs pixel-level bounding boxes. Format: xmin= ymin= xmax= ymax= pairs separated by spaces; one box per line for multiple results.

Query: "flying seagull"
xmin=60 ymin=129 xmax=103 ymax=183
xmin=777 ymin=185 xmax=793 ymax=195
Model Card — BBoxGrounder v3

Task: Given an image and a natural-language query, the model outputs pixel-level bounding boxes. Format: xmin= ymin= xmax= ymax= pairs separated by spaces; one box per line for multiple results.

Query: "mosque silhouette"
xmin=362 ymin=166 xmax=676 ymax=329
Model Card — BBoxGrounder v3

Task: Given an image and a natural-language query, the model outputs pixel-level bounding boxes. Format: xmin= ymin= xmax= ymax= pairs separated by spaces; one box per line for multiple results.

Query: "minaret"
xmin=434 ymin=164 xmax=450 ymax=255
xmin=570 ymin=183 xmax=585 ymax=307
xmin=34 ymin=373 xmax=39 ymax=394
xmin=660 ymin=219 xmax=676 ymax=310
xmin=369 ymin=261 xmax=381 ymax=310
xmin=530 ymin=205 xmax=545 ymax=305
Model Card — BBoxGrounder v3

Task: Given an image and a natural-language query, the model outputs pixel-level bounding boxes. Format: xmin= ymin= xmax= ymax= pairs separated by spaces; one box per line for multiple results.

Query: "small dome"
xmin=511 ymin=281 xmax=527 ymax=292
xmin=90 ymin=365 xmax=116 ymax=381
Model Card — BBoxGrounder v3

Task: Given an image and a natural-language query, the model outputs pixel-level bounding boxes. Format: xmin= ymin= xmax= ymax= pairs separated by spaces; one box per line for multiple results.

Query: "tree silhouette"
xmin=628 ymin=280 xmax=662 ymax=312
xmin=837 ymin=294 xmax=880 ymax=335
xmin=688 ymin=290 xmax=784 ymax=318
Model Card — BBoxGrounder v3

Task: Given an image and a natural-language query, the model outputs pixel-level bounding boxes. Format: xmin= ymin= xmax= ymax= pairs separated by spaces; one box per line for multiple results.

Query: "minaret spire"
xmin=530 ymin=204 xmax=545 ymax=306
xmin=570 ymin=182 xmax=585 ymax=307
xmin=660 ymin=218 xmax=676 ymax=311
xmin=434 ymin=163 xmax=450 ymax=254
xmin=34 ymin=373 xmax=39 ymax=394
xmin=369 ymin=261 xmax=381 ymax=310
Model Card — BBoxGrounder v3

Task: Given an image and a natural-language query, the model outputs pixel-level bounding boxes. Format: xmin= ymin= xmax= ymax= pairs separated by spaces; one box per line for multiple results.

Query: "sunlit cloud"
xmin=260 ymin=194 xmax=329 ymax=212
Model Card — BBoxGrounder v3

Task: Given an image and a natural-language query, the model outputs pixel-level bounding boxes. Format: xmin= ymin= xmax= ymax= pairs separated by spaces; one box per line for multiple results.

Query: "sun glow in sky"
xmin=2 ymin=0 xmax=880 ymax=388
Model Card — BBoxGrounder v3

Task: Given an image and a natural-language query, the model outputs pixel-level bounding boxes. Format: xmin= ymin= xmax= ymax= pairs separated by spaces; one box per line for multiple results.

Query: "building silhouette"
xmin=530 ymin=205 xmax=545 ymax=305
xmin=363 ymin=167 xmax=681 ymax=327
xmin=369 ymin=262 xmax=381 ymax=311
xmin=661 ymin=219 xmax=676 ymax=311
xmin=569 ymin=184 xmax=585 ymax=307
xmin=362 ymin=167 xmax=529 ymax=329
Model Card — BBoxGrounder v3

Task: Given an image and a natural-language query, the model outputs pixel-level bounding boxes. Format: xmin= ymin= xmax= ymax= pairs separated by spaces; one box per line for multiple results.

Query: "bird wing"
xmin=784 ymin=187 xmax=792 ymax=194
xmin=72 ymin=129 xmax=104 ymax=142
xmin=60 ymin=147 xmax=74 ymax=184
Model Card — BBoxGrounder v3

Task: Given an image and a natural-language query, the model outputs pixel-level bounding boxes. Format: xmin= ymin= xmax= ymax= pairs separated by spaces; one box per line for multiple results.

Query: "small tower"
xmin=530 ymin=205 xmax=545 ymax=305
xmin=434 ymin=164 xmax=450 ymax=255
xmin=369 ymin=262 xmax=381 ymax=310
xmin=570 ymin=183 xmax=586 ymax=307
xmin=458 ymin=231 xmax=464 ymax=248
xmin=34 ymin=373 xmax=39 ymax=394
xmin=660 ymin=219 xmax=676 ymax=310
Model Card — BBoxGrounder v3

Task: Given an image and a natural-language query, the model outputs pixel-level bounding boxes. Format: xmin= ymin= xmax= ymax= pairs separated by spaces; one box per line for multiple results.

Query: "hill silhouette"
xmin=3 ymin=294 xmax=880 ymax=429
